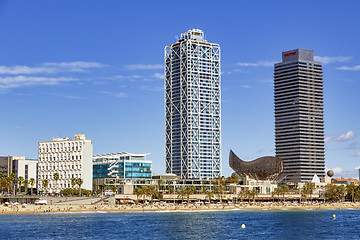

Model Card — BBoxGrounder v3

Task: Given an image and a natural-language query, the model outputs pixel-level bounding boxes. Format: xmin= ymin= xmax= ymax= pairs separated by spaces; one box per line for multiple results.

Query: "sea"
xmin=0 ymin=209 xmax=359 ymax=239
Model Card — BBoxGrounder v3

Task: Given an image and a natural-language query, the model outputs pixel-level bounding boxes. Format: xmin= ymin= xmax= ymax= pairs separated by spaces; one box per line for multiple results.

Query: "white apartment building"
xmin=38 ymin=134 xmax=93 ymax=193
xmin=12 ymin=156 xmax=38 ymax=186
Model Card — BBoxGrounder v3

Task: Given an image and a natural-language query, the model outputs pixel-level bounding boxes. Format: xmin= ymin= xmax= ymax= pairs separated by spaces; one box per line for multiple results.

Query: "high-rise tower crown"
xmin=180 ymin=29 xmax=206 ymax=42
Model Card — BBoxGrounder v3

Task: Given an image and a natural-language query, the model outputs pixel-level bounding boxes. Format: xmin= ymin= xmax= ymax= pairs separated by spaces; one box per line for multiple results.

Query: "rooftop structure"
xmin=165 ymin=29 xmax=221 ymax=179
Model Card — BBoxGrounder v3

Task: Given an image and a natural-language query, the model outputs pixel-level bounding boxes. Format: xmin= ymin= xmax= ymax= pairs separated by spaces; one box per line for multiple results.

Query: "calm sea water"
xmin=0 ymin=209 xmax=359 ymax=239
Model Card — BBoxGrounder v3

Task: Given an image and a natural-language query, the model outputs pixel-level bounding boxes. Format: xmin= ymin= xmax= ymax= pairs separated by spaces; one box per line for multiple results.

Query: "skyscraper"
xmin=274 ymin=49 xmax=325 ymax=183
xmin=165 ymin=29 xmax=221 ymax=179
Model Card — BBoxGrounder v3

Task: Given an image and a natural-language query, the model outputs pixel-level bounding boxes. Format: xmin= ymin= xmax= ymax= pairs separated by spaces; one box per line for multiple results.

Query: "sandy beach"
xmin=1 ymin=201 xmax=360 ymax=215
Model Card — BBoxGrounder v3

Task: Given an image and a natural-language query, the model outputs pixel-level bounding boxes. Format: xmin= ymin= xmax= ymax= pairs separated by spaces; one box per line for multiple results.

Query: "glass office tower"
xmin=274 ymin=49 xmax=325 ymax=183
xmin=165 ymin=29 xmax=221 ymax=179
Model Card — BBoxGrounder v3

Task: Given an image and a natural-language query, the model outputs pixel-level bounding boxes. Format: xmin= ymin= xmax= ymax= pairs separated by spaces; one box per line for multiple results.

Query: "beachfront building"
xmin=165 ymin=29 xmax=221 ymax=179
xmin=93 ymin=152 xmax=152 ymax=192
xmin=274 ymin=49 xmax=325 ymax=183
xmin=0 ymin=156 xmax=38 ymax=191
xmin=38 ymin=134 xmax=93 ymax=193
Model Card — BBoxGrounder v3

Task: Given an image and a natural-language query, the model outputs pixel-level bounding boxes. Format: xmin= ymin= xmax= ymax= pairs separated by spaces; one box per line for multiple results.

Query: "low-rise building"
xmin=93 ymin=152 xmax=152 ymax=191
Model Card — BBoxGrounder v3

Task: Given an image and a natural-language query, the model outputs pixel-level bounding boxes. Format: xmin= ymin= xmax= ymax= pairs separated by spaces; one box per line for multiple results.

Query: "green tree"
xmin=111 ymin=185 xmax=117 ymax=194
xmin=42 ymin=179 xmax=49 ymax=193
xmin=9 ymin=173 xmax=16 ymax=195
xmin=157 ymin=179 xmax=164 ymax=193
xmin=29 ymin=178 xmax=35 ymax=195
xmin=325 ymin=184 xmax=346 ymax=201
xmin=303 ymin=182 xmax=315 ymax=202
xmin=17 ymin=176 xmax=24 ymax=194
xmin=141 ymin=185 xmax=150 ymax=202
xmin=76 ymin=178 xmax=83 ymax=196
xmin=53 ymin=172 xmax=59 ymax=194
xmin=225 ymin=173 xmax=240 ymax=184
xmin=346 ymin=183 xmax=356 ymax=202
xmin=237 ymin=189 xmax=247 ymax=202
xmin=184 ymin=185 xmax=196 ymax=202
xmin=248 ymin=188 xmax=259 ymax=202
xmin=213 ymin=177 xmax=226 ymax=203
xmin=205 ymin=190 xmax=214 ymax=207
xmin=133 ymin=187 xmax=143 ymax=203
xmin=5 ymin=177 xmax=12 ymax=194
xmin=71 ymin=177 xmax=78 ymax=195
xmin=279 ymin=184 xmax=289 ymax=201
xmin=23 ymin=179 xmax=29 ymax=194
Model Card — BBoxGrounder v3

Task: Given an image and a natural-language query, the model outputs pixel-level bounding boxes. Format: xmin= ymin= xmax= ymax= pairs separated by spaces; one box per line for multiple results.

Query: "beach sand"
xmin=1 ymin=201 xmax=359 ymax=215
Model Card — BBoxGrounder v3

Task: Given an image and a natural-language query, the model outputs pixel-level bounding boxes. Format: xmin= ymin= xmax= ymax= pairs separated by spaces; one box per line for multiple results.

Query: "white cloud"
xmin=315 ymin=56 xmax=352 ymax=64
xmin=333 ymin=167 xmax=343 ymax=174
xmin=325 ymin=136 xmax=334 ymax=143
xmin=337 ymin=65 xmax=360 ymax=71
xmin=0 ymin=66 xmax=56 ymax=75
xmin=355 ymin=166 xmax=360 ymax=169
xmin=153 ymin=73 xmax=164 ymax=79
xmin=100 ymin=91 xmax=127 ymax=98
xmin=337 ymin=131 xmax=356 ymax=142
xmin=16 ymin=126 xmax=22 ymax=130
xmin=110 ymin=75 xmax=143 ymax=80
xmin=0 ymin=61 xmax=105 ymax=75
xmin=355 ymin=152 xmax=360 ymax=157
xmin=240 ymin=85 xmax=251 ymax=89
xmin=140 ymin=85 xmax=163 ymax=91
xmin=124 ymin=64 xmax=162 ymax=70
xmin=236 ymin=61 xmax=275 ymax=67
xmin=0 ymin=76 xmax=77 ymax=90
xmin=42 ymin=61 xmax=105 ymax=72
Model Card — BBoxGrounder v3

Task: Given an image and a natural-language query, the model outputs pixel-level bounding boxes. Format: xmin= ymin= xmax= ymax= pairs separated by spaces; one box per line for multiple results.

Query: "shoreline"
xmin=2 ymin=203 xmax=360 ymax=215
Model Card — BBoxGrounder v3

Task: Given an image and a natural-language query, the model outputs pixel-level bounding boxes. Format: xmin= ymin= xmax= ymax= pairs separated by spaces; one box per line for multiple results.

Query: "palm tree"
xmin=346 ymin=183 xmax=356 ymax=202
xmin=237 ymin=189 xmax=247 ymax=203
xmin=5 ymin=177 xmax=12 ymax=194
xmin=303 ymin=182 xmax=315 ymax=202
xmin=249 ymin=188 xmax=259 ymax=202
xmin=42 ymin=179 xmax=49 ymax=194
xmin=177 ymin=187 xmax=186 ymax=203
xmin=29 ymin=178 xmax=35 ymax=195
xmin=157 ymin=179 xmax=164 ymax=193
xmin=141 ymin=185 xmax=150 ymax=202
xmin=71 ymin=178 xmax=78 ymax=195
xmin=111 ymin=185 xmax=117 ymax=194
xmin=133 ymin=187 xmax=142 ymax=203
xmin=17 ymin=176 xmax=24 ymax=194
xmin=9 ymin=173 xmax=16 ymax=195
xmin=148 ymin=185 xmax=158 ymax=203
xmin=76 ymin=178 xmax=83 ymax=196
xmin=23 ymin=179 xmax=29 ymax=195
xmin=184 ymin=186 xmax=196 ymax=203
xmin=53 ymin=172 xmax=60 ymax=194
xmin=205 ymin=190 xmax=214 ymax=207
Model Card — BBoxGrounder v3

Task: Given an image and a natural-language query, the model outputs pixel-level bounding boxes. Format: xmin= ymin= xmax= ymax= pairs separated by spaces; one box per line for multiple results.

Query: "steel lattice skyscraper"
xmin=274 ymin=49 xmax=325 ymax=183
xmin=164 ymin=29 xmax=221 ymax=179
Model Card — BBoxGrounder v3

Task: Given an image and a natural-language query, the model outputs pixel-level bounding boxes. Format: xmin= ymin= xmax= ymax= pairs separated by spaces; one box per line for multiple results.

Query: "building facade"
xmin=38 ymin=134 xmax=93 ymax=193
xmin=93 ymin=152 xmax=152 ymax=179
xmin=0 ymin=156 xmax=38 ymax=187
xmin=12 ymin=157 xmax=38 ymax=187
xmin=165 ymin=29 xmax=221 ymax=179
xmin=93 ymin=152 xmax=152 ymax=192
xmin=0 ymin=156 xmax=12 ymax=177
xmin=274 ymin=49 xmax=325 ymax=182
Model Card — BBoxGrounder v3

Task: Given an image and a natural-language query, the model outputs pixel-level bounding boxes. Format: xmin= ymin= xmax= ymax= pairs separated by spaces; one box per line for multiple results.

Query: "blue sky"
xmin=0 ymin=1 xmax=359 ymax=178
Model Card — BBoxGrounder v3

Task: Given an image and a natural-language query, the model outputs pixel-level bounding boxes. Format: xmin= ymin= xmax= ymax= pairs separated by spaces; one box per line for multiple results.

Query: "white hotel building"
xmin=38 ymin=134 xmax=93 ymax=193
